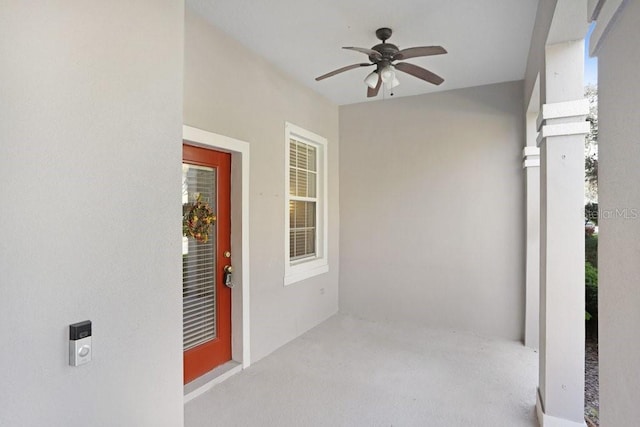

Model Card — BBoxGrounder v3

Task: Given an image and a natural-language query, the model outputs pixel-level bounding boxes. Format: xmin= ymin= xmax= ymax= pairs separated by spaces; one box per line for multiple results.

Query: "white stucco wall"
xmin=183 ymin=8 xmax=340 ymax=363
xmin=0 ymin=2 xmax=184 ymax=426
xmin=339 ymin=81 xmax=525 ymax=340
xmin=596 ymin=2 xmax=640 ymax=425
xmin=524 ymin=0 xmax=558 ymax=105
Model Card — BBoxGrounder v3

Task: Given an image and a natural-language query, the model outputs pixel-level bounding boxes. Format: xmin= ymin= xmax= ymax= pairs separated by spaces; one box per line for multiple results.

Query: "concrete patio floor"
xmin=185 ymin=315 xmax=538 ymax=427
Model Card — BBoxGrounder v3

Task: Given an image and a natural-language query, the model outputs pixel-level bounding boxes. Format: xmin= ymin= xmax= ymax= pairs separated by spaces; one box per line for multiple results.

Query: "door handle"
xmin=223 ymin=265 xmax=233 ymax=288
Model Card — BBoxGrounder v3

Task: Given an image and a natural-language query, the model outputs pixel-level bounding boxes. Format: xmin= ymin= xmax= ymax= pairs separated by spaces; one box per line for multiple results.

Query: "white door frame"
xmin=183 ymin=125 xmax=251 ymax=369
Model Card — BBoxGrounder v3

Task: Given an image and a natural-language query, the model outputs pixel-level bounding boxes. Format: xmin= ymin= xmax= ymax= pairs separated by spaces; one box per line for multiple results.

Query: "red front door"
xmin=182 ymin=144 xmax=232 ymax=384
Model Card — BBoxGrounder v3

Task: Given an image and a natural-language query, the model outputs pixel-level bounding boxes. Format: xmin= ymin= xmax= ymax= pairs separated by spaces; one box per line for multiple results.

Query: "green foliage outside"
xmin=584 ymin=86 xmax=598 ymax=334
xmin=585 ymin=202 xmax=598 ymax=226
xmin=585 ymin=232 xmax=598 ymax=268
xmin=585 ymin=233 xmax=598 ymax=334
xmin=585 ymin=260 xmax=598 ymax=320
xmin=585 ymin=85 xmax=598 ymax=202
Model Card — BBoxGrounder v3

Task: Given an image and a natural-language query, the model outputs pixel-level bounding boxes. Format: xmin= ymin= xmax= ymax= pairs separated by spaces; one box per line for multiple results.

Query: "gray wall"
xmin=184 ymin=8 xmax=340 ymax=362
xmin=0 ymin=2 xmax=184 ymax=426
xmin=339 ymin=81 xmax=525 ymax=340
xmin=597 ymin=2 xmax=640 ymax=425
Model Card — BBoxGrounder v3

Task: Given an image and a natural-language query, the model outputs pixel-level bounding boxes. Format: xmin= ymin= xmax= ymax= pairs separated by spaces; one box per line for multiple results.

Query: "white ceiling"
xmin=188 ymin=0 xmax=539 ymax=106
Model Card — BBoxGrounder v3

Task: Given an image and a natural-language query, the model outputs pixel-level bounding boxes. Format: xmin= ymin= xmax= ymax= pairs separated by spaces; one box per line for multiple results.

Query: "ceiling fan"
xmin=316 ymin=27 xmax=447 ymax=98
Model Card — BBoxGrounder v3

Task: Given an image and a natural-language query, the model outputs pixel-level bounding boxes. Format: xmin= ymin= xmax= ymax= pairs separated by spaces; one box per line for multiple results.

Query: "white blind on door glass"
xmin=182 ymin=164 xmax=217 ymax=351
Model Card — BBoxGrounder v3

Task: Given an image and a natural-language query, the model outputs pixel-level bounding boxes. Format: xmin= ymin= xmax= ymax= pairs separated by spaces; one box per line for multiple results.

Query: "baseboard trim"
xmin=536 ymin=388 xmax=587 ymax=427
xmin=184 ymin=361 xmax=243 ymax=404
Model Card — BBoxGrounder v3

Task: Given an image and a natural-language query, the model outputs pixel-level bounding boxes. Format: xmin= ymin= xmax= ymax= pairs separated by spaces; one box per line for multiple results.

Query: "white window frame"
xmin=284 ymin=122 xmax=329 ymax=286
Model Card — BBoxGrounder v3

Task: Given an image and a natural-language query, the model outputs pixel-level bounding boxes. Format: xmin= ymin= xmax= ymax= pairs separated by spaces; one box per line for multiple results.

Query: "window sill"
xmin=284 ymin=263 xmax=329 ymax=286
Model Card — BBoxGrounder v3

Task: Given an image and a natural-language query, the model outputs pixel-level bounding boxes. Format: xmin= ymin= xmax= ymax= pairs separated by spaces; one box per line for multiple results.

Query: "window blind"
xmin=289 ymin=139 xmax=317 ymax=260
xmin=182 ymin=165 xmax=217 ymax=351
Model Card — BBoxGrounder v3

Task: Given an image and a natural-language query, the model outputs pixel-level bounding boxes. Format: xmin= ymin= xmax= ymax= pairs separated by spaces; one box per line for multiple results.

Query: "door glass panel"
xmin=182 ymin=164 xmax=217 ymax=351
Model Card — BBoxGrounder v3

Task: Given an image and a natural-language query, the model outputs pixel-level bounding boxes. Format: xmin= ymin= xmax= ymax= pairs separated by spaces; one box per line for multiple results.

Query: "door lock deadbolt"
xmin=223 ymin=265 xmax=233 ymax=288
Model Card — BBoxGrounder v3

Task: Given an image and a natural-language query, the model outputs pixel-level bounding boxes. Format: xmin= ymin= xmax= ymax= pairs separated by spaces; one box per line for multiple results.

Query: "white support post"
xmin=524 ymin=139 xmax=540 ymax=350
xmin=536 ymin=40 xmax=589 ymax=427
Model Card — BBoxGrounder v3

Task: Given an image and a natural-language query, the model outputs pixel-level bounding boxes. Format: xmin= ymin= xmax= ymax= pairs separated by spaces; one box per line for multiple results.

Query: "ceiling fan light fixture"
xmin=380 ymin=65 xmax=395 ymax=84
xmin=364 ymin=71 xmax=379 ymax=88
xmin=387 ymin=75 xmax=400 ymax=89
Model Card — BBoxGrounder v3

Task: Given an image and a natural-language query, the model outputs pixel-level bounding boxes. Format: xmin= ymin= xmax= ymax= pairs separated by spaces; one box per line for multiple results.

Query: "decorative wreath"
xmin=182 ymin=193 xmax=216 ymax=243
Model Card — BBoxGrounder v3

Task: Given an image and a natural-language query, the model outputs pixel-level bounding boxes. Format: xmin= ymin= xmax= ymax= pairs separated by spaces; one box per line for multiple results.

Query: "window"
xmin=284 ymin=122 xmax=328 ymax=285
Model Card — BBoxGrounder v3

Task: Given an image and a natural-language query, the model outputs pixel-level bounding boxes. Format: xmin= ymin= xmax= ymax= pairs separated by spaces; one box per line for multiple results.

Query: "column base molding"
xmin=536 ymin=122 xmax=591 ymax=146
xmin=536 ymin=389 xmax=587 ymax=427
xmin=535 ymin=98 xmax=590 ymax=146
xmin=536 ymin=99 xmax=589 ymax=130
xmin=523 ymin=146 xmax=540 ymax=168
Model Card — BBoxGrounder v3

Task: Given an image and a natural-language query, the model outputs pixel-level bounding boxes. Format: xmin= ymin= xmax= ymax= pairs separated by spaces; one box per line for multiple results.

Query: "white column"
xmin=524 ymin=137 xmax=540 ymax=349
xmin=536 ymin=40 xmax=590 ymax=427
xmin=589 ymin=1 xmax=640 ymax=426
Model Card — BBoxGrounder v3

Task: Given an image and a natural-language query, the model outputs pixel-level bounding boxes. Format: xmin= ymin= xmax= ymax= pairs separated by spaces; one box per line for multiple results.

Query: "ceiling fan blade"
xmin=367 ymin=75 xmax=382 ymax=98
xmin=315 ymin=63 xmax=373 ymax=81
xmin=343 ymin=47 xmax=382 ymax=59
xmin=392 ymin=46 xmax=447 ymax=61
xmin=394 ymin=62 xmax=444 ymax=85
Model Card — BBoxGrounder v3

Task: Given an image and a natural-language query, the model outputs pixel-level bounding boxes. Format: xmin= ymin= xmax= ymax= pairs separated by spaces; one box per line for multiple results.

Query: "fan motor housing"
xmin=372 ymin=43 xmax=399 ymax=58
xmin=371 ymin=27 xmax=399 ymax=62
